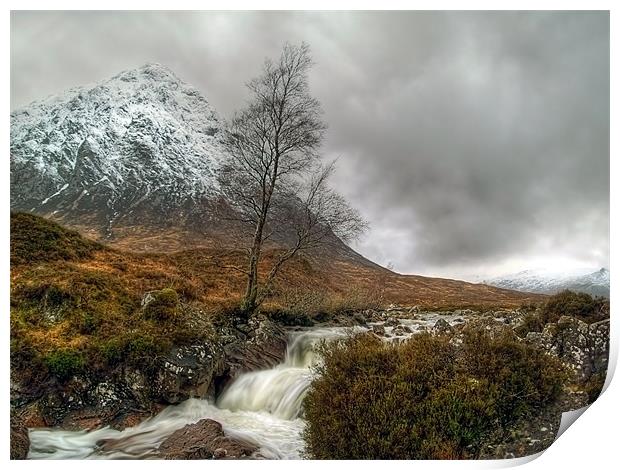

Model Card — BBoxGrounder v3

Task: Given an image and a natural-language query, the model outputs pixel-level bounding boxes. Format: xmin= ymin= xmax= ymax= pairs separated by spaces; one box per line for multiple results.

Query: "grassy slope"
xmin=10 ymin=213 xmax=543 ymax=373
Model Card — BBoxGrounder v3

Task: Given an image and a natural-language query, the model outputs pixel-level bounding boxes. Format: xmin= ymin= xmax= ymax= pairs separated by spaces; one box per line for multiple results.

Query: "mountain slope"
xmin=11 ymin=63 xmax=225 ymax=241
xmin=11 ymin=213 xmax=543 ymax=311
xmin=486 ymin=268 xmax=609 ymax=298
xmin=10 ymin=64 xmax=545 ymax=307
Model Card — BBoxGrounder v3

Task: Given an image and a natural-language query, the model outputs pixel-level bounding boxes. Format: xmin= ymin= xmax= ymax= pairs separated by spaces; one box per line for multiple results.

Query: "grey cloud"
xmin=10 ymin=11 xmax=609 ymax=279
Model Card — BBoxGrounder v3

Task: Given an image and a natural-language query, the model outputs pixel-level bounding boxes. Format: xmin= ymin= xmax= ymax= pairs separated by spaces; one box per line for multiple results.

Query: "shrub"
xmin=513 ymin=311 xmax=545 ymax=338
xmin=10 ymin=212 xmax=101 ymax=266
xmin=43 ymin=349 xmax=86 ymax=380
xmin=542 ymin=290 xmax=607 ymax=324
xmin=143 ymin=288 xmax=180 ymax=321
xmin=99 ymin=332 xmax=168 ymax=366
xmin=303 ymin=330 xmax=566 ymax=459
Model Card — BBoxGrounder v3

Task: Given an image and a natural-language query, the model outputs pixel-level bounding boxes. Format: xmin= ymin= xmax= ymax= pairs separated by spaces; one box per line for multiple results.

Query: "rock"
xmin=384 ymin=318 xmax=400 ymax=327
xmin=157 ymin=419 xmax=257 ymax=459
xmin=432 ymin=319 xmax=453 ymax=334
xmin=408 ymin=305 xmax=420 ymax=315
xmin=155 ymin=341 xmax=227 ymax=403
xmin=10 ymin=415 xmax=29 ymax=460
xmin=530 ymin=316 xmax=610 ymax=382
xmin=372 ymin=325 xmax=386 ymax=336
xmin=589 ymin=319 xmax=610 ymax=376
xmin=225 ymin=317 xmax=287 ymax=375
xmin=11 ymin=318 xmax=287 ymax=431
xmin=352 ymin=312 xmax=367 ymax=325
xmin=392 ymin=325 xmax=413 ymax=336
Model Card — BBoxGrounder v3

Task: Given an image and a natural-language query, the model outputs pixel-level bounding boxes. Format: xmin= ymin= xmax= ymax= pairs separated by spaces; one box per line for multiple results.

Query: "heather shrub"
xmin=143 ymin=288 xmax=180 ymax=321
xmin=514 ymin=311 xmax=545 ymax=338
xmin=10 ymin=212 xmax=101 ymax=266
xmin=542 ymin=290 xmax=607 ymax=324
xmin=303 ymin=330 xmax=566 ymax=459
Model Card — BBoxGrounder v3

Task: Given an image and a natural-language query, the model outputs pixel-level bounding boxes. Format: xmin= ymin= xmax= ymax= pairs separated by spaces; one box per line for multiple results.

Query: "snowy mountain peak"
xmin=10 ymin=63 xmax=227 ymax=239
xmin=486 ymin=267 xmax=609 ymax=298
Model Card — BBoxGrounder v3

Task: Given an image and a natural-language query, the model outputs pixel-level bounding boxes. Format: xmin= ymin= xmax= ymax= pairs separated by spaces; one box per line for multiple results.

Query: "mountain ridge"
xmin=485 ymin=267 xmax=609 ymax=298
xmin=11 ymin=63 xmax=225 ymax=241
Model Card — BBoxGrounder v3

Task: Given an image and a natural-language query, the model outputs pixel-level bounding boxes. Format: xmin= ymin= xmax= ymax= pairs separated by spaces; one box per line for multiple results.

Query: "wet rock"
xmin=352 ymin=312 xmax=367 ymax=325
xmin=384 ymin=318 xmax=400 ymax=327
xmin=372 ymin=325 xmax=386 ymax=336
xmin=392 ymin=324 xmax=413 ymax=336
xmin=157 ymin=418 xmax=257 ymax=459
xmin=155 ymin=341 xmax=227 ymax=403
xmin=408 ymin=305 xmax=420 ymax=315
xmin=224 ymin=317 xmax=287 ymax=376
xmin=432 ymin=319 xmax=453 ymax=334
xmin=11 ymin=318 xmax=287 ymax=431
xmin=10 ymin=414 xmax=29 ymax=460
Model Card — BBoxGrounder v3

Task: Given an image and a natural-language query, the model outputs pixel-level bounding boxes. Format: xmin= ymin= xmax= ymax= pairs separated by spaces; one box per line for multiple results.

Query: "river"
xmin=28 ymin=312 xmax=464 ymax=459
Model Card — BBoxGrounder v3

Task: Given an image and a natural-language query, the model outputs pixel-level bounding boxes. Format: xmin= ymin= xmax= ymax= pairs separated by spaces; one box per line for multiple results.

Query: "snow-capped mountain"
xmin=10 ymin=63 xmax=226 ymax=239
xmin=486 ymin=268 xmax=609 ymax=298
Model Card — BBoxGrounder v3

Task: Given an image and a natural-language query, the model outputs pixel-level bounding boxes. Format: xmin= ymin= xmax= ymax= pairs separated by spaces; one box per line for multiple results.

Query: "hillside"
xmin=11 ymin=213 xmax=542 ymax=317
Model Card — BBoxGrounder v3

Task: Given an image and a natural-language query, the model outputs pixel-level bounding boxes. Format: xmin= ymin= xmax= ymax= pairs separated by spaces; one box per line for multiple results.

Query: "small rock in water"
xmin=213 ymin=448 xmax=228 ymax=459
xmin=432 ymin=319 xmax=453 ymax=334
xmin=372 ymin=325 xmax=386 ymax=336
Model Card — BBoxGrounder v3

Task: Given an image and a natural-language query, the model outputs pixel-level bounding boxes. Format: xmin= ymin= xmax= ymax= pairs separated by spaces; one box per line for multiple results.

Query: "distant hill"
xmin=486 ymin=268 xmax=609 ymax=298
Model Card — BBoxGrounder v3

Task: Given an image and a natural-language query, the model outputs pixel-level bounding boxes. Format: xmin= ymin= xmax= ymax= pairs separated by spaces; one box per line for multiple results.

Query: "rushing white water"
xmin=27 ymin=316 xmax=462 ymax=460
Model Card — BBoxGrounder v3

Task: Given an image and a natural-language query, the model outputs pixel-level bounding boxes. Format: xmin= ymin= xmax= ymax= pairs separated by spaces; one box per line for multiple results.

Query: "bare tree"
xmin=219 ymin=43 xmax=367 ymax=316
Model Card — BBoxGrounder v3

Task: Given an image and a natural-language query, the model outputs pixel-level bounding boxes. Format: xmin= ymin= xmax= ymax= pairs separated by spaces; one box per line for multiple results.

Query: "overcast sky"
xmin=11 ymin=11 xmax=609 ymax=280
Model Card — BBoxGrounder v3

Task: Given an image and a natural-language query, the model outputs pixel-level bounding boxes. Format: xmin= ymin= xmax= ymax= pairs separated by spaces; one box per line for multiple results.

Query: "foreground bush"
xmin=542 ymin=290 xmax=607 ymax=324
xmin=303 ymin=330 xmax=566 ymax=459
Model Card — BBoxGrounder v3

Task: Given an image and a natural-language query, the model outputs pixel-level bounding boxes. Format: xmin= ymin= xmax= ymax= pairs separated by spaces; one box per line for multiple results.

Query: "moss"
xmin=143 ymin=288 xmax=180 ymax=321
xmin=10 ymin=212 xmax=102 ymax=266
xmin=43 ymin=349 xmax=86 ymax=380
xmin=303 ymin=330 xmax=567 ymax=459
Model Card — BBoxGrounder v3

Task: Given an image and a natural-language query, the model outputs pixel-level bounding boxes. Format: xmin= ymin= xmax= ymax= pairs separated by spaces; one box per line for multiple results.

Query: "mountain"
xmin=10 ymin=63 xmax=545 ymax=308
xmin=11 ymin=63 xmax=226 ymax=247
xmin=486 ymin=268 xmax=609 ymax=298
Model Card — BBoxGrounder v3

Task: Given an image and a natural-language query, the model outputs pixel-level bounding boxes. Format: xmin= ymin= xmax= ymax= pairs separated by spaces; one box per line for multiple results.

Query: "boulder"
xmin=532 ymin=316 xmax=610 ymax=382
xmin=384 ymin=318 xmax=400 ymax=327
xmin=432 ymin=319 xmax=453 ymax=334
xmin=157 ymin=419 xmax=257 ymax=459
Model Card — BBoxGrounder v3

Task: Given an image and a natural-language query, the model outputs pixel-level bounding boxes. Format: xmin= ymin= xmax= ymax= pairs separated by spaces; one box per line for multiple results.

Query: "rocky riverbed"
xmin=11 ymin=306 xmax=610 ymax=460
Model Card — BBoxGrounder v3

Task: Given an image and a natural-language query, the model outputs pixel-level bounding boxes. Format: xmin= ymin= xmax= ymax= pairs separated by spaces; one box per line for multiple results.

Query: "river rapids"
xmin=28 ymin=314 xmax=464 ymax=459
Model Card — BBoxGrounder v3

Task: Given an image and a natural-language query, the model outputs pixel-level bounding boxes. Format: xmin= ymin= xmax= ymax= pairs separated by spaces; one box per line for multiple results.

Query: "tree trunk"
xmin=242 ymin=215 xmax=266 ymax=315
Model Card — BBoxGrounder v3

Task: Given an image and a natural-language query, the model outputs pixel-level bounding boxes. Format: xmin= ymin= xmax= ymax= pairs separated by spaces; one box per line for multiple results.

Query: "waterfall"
xmin=27 ymin=316 xmax=461 ymax=459
xmin=28 ymin=326 xmax=362 ymax=460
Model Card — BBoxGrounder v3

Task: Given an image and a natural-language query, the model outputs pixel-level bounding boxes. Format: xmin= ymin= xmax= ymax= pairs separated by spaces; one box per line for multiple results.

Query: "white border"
xmin=3 ymin=2 xmax=616 ymax=469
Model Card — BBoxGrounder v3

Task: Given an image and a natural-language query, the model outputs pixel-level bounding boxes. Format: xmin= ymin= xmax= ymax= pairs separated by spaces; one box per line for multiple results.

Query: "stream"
xmin=28 ymin=313 xmax=465 ymax=459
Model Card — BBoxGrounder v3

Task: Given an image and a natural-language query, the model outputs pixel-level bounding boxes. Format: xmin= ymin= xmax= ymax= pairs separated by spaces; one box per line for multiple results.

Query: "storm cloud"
xmin=10 ymin=11 xmax=609 ymax=279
